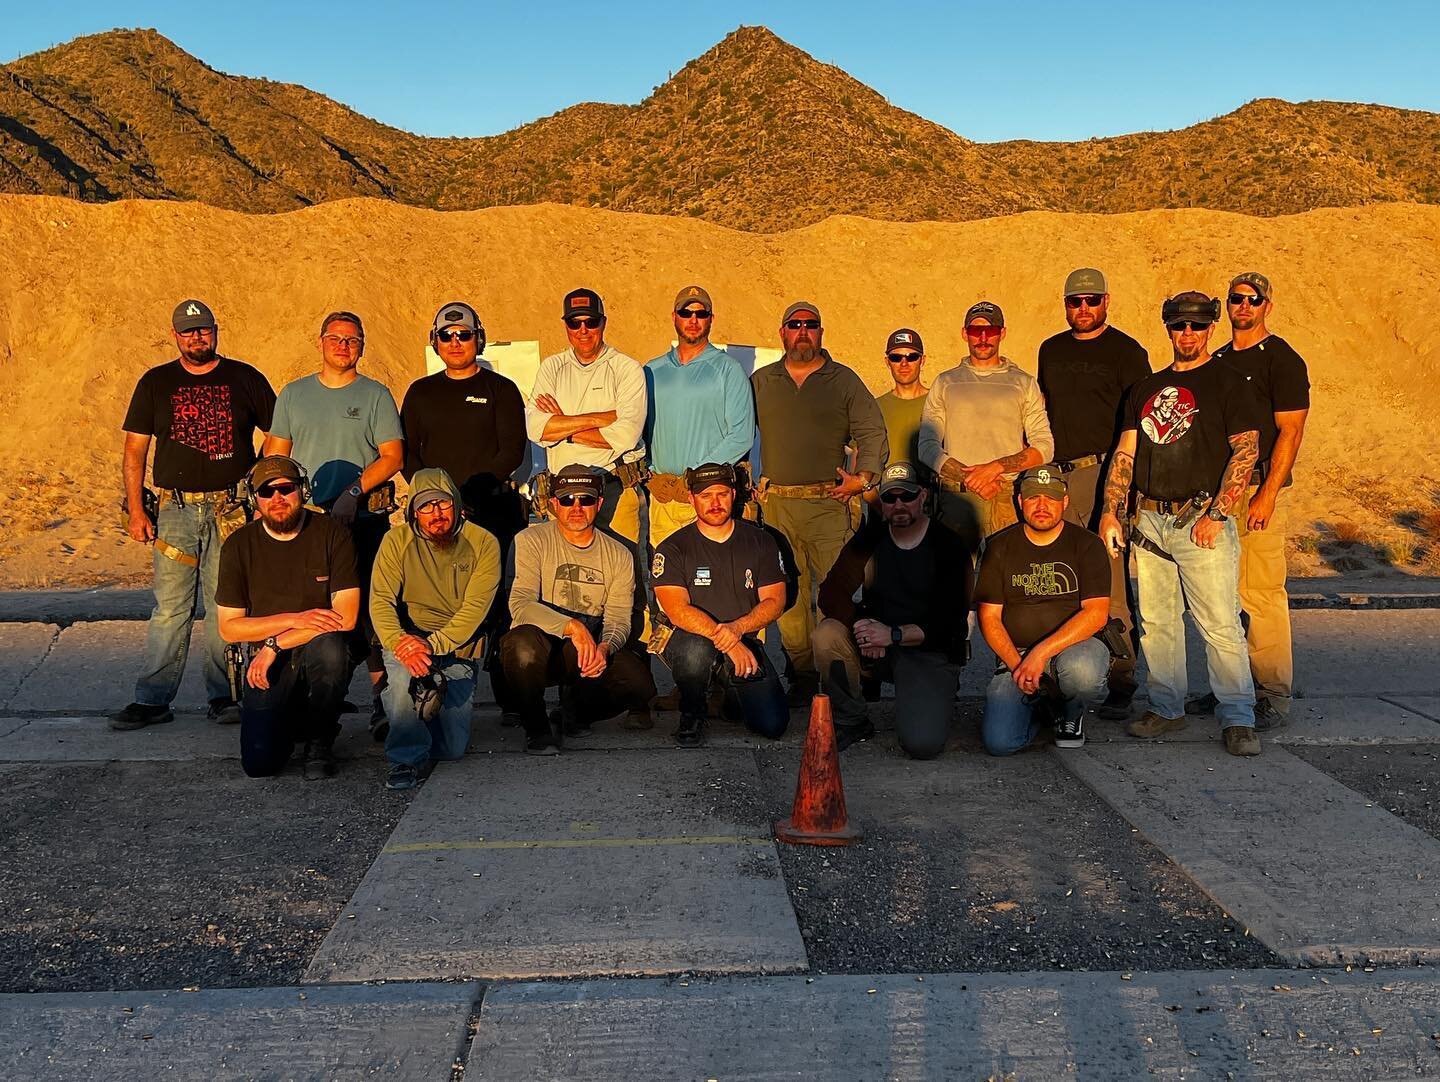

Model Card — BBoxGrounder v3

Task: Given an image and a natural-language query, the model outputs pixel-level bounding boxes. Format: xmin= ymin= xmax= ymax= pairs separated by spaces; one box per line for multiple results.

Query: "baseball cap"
xmin=172 ymin=299 xmax=216 ymax=333
xmin=1228 ymin=271 xmax=1272 ymax=299
xmin=552 ymin=464 xmax=605 ymax=499
xmin=431 ymin=301 xmax=482 ymax=335
xmin=674 ymin=285 xmax=713 ymax=312
xmin=410 ymin=486 xmax=453 ymax=510
xmin=885 ymin=328 xmax=924 ymax=354
xmin=563 ymin=288 xmax=605 ymax=321
xmin=878 ymin=461 xmax=923 ymax=496
xmin=782 ymin=300 xmax=822 ymax=324
xmin=1063 ymin=268 xmax=1107 ymax=297
xmin=964 ymin=301 xmax=1004 ymax=328
xmin=249 ymin=455 xmax=303 ymax=489
xmin=685 ymin=462 xmax=737 ymax=493
xmin=1018 ymin=465 xmax=1067 ymax=498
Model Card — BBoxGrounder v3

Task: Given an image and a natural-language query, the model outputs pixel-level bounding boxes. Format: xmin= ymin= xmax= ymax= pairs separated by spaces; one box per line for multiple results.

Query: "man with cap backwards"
xmin=113 ymin=299 xmax=276 ymax=732
xmin=215 ymin=455 xmax=358 ymax=779
xmin=651 ymin=462 xmax=790 ymax=748
xmin=919 ymin=300 xmax=1054 ymax=551
xmin=1098 ymin=292 xmax=1264 ymax=757
xmin=1037 ymin=269 xmax=1152 ymax=722
xmin=751 ymin=300 xmax=889 ymax=706
xmin=1186 ymin=272 xmax=1310 ymax=729
xmin=264 ymin=311 xmax=404 ymax=735
xmin=812 ymin=462 xmax=972 ymax=759
xmin=974 ymin=465 xmax=1113 ymax=754
xmin=499 ymin=464 xmax=657 ymax=755
xmin=369 ymin=468 xmax=501 ymax=790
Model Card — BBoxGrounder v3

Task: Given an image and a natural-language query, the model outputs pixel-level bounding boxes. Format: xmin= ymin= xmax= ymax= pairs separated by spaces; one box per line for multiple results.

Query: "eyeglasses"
xmin=1167 ymin=320 xmax=1212 ymax=332
xmin=555 ymin=493 xmax=599 ymax=507
xmin=784 ymin=319 xmax=821 ymax=330
xmin=321 ymin=334 xmax=363 ymax=349
xmin=416 ymin=499 xmax=455 ymax=514
xmin=565 ymin=316 xmax=603 ymax=330
xmin=1064 ymin=294 xmax=1105 ymax=309
xmin=435 ymin=329 xmax=476 ymax=343
xmin=886 ymin=352 xmax=921 ymax=364
xmin=880 ymin=489 xmax=921 ymax=504
xmin=1227 ymin=292 xmax=1266 ymax=307
xmin=256 ymin=482 xmax=300 ymax=499
xmin=965 ymin=325 xmax=1003 ymax=340
xmin=676 ymin=308 xmax=712 ymax=320
xmin=176 ymin=327 xmax=215 ymax=339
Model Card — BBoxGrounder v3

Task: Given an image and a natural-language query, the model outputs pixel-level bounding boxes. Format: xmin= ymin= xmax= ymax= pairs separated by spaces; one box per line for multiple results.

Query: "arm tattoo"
xmin=1214 ymin=430 xmax=1259 ymax=516
xmin=996 ymin=448 xmax=1033 ymax=472
xmin=1101 ymin=451 xmax=1133 ymax=518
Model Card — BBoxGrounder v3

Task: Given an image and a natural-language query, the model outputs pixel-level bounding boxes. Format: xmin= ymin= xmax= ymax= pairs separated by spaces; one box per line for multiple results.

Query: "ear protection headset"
xmin=1160 ymin=293 xmax=1222 ymax=325
xmin=429 ymin=301 xmax=486 ymax=351
xmin=243 ymin=456 xmax=312 ymax=506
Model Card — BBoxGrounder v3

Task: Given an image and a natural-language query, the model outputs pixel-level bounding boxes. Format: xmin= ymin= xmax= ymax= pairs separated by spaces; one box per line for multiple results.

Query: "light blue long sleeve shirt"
xmin=643 ymin=344 xmax=756 ymax=475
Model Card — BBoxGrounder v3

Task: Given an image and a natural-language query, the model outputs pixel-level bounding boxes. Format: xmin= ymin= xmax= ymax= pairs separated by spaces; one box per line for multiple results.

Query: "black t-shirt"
xmin=1212 ymin=335 xmax=1310 ymax=467
xmin=401 ymin=368 xmax=527 ymax=512
xmin=122 ymin=358 xmax=276 ymax=491
xmin=1037 ymin=326 xmax=1151 ymax=462
xmin=869 ymin=526 xmax=942 ymax=631
xmin=1122 ymin=359 xmax=1264 ymax=502
xmin=653 ymin=520 xmax=786 ymax=624
xmin=974 ymin=522 xmax=1111 ymax=650
xmin=216 ymin=512 xmax=359 ymax=620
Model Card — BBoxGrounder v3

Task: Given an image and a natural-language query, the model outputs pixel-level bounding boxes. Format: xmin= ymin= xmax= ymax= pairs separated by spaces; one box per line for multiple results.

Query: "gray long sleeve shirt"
xmin=508 ymin=520 xmax=635 ymax=653
xmin=752 ymin=353 xmax=889 ymax=485
xmin=919 ymin=358 xmax=1055 ymax=480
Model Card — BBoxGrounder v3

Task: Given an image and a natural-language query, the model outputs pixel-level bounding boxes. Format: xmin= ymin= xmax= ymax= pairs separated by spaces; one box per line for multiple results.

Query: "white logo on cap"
xmin=896 ymin=333 xmax=912 ymax=343
xmin=1037 ymin=468 xmax=1053 ymax=485
xmin=885 ymin=464 xmax=907 ymax=479
xmin=185 ymin=303 xmax=200 ymax=316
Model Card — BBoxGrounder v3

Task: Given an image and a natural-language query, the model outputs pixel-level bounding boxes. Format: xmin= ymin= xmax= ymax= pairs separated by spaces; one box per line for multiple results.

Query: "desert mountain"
xmin=3 ymin=27 xmax=1438 ymax=230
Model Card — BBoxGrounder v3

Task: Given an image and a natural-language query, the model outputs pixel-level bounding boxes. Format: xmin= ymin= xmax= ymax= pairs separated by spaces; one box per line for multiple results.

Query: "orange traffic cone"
xmin=775 ymin=694 xmax=861 ymax=846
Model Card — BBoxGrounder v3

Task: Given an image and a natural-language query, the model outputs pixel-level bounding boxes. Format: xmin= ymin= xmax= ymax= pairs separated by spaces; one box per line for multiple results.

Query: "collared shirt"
xmin=525 ymin=344 xmax=647 ymax=472
xmin=919 ymin=357 xmax=1054 ymax=480
xmin=752 ymin=352 xmax=889 ymax=486
xmin=643 ymin=343 xmax=755 ymax=475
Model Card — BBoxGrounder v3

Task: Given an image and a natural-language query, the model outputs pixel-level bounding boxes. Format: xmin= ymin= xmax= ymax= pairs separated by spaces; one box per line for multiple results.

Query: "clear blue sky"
xmin=7 ymin=1 xmax=1439 ymax=142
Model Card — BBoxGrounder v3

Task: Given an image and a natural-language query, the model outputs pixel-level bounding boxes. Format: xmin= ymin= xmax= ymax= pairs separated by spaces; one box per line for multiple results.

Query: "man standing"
xmin=265 ymin=311 xmax=404 ymax=731
xmin=113 ymin=299 xmax=276 ymax=731
xmin=644 ymin=286 xmax=755 ymax=546
xmin=1188 ymin=272 xmax=1310 ymax=728
xmin=920 ymin=301 xmax=1054 ymax=550
xmin=1037 ymin=269 xmax=1151 ymax=720
xmin=874 ymin=328 xmax=930 ymax=473
xmin=812 ymin=462 xmax=972 ymax=759
xmin=652 ymin=463 xmax=789 ymax=748
xmin=1098 ymin=293 xmax=1263 ymax=757
xmin=215 ymin=456 xmax=358 ymax=779
xmin=500 ymin=465 xmax=656 ymax=754
xmin=369 ymin=468 xmax=502 ymax=790
xmin=974 ymin=466 xmax=1112 ymax=755
xmin=752 ymin=301 xmax=889 ymax=704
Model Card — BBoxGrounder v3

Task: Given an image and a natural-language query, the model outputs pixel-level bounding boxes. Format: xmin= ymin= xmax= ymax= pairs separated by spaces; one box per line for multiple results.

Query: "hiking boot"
xmin=624 ymin=708 xmax=654 ymax=731
xmin=673 ymin=714 xmax=706 ymax=749
xmin=1253 ymin=697 xmax=1289 ymax=732
xmin=524 ymin=733 xmax=560 ymax=756
xmin=1185 ymin=692 xmax=1219 ymax=716
xmin=386 ymin=763 xmax=420 ymax=791
xmin=835 ymin=719 xmax=876 ymax=753
xmin=109 ymin=702 xmax=174 ymax=731
xmin=1095 ymin=688 xmax=1134 ymax=721
xmin=1223 ymin=725 xmax=1262 ymax=757
xmin=369 ymin=696 xmax=389 ymax=743
xmin=1127 ymin=711 xmax=1187 ymax=740
xmin=302 ymin=741 xmax=338 ymax=780
xmin=207 ymin=698 xmax=241 ymax=725
xmin=1054 ymin=710 xmax=1086 ymax=749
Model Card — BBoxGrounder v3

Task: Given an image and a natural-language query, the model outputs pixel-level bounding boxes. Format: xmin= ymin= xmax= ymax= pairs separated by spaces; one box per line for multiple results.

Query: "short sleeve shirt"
xmin=652 ymin=520 xmax=785 ymax=624
xmin=269 ymin=373 xmax=403 ymax=511
xmin=974 ymin=522 xmax=1112 ymax=650
xmin=1037 ymin=326 xmax=1151 ymax=462
xmin=1212 ymin=335 xmax=1310 ymax=467
xmin=216 ymin=512 xmax=358 ymax=620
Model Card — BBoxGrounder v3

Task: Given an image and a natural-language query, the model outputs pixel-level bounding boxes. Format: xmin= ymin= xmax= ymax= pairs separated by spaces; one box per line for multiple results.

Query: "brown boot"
xmin=1223 ymin=725 xmax=1261 ymax=757
xmin=1126 ymin=710 xmax=1187 ymax=739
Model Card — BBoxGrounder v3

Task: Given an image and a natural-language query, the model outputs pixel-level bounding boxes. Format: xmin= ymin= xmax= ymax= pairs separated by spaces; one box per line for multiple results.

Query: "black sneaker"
xmin=673 ymin=714 xmax=706 ymax=748
xmin=109 ymin=702 xmax=174 ymax=731
xmin=835 ymin=720 xmax=876 ymax=753
xmin=386 ymin=763 xmax=420 ymax=790
xmin=369 ymin=696 xmax=389 ymax=743
xmin=1253 ymin=697 xmax=1289 ymax=732
xmin=206 ymin=698 xmax=241 ymax=725
xmin=1054 ymin=711 xmax=1086 ymax=749
xmin=302 ymin=741 xmax=338 ymax=780
xmin=524 ymin=734 xmax=560 ymax=756
xmin=1094 ymin=689 xmax=1134 ymax=721
xmin=1185 ymin=692 xmax=1219 ymax=716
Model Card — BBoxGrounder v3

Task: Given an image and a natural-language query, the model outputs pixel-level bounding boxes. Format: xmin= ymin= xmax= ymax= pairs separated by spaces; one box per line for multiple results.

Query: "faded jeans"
xmin=383 ymin=652 xmax=478 ymax=768
xmin=983 ymin=638 xmax=1109 ymax=756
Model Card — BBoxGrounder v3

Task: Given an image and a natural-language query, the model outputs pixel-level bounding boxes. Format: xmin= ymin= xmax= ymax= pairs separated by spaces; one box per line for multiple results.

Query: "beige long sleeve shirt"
xmin=919 ymin=358 xmax=1054 ymax=480
xmin=525 ymin=345 xmax=647 ymax=473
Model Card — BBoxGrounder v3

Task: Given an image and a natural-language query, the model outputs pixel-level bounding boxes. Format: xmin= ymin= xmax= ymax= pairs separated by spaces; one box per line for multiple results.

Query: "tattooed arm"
xmin=1190 ymin=429 xmax=1259 ymax=549
xmin=1097 ymin=429 xmax=1137 ymax=556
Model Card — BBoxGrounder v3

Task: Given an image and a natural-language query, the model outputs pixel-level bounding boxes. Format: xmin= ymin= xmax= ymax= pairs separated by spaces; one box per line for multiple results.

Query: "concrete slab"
xmin=0 ymin=714 xmax=383 ymax=762
xmin=1080 ymin=697 xmax=1440 ymax=748
xmin=1388 ymin=697 xmax=1440 ymax=723
xmin=0 ymin=982 xmax=478 ymax=1081
xmin=471 ymin=970 xmax=1440 ymax=1080
xmin=305 ymin=749 xmax=807 ymax=982
xmin=0 ymin=623 xmax=56 ymax=709
xmin=1061 ymin=744 xmax=1440 ymax=965
xmin=1293 ymin=610 xmax=1440 ymax=697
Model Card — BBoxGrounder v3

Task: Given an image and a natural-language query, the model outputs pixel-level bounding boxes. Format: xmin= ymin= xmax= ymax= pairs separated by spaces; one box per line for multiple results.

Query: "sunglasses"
xmin=886 ymin=352 xmax=921 ymax=364
xmin=965 ymin=325 xmax=1003 ymax=340
xmin=1167 ymin=320 xmax=1212 ymax=332
xmin=176 ymin=327 xmax=215 ymax=339
xmin=565 ymin=316 xmax=603 ymax=330
xmin=677 ymin=308 xmax=712 ymax=320
xmin=1227 ymin=292 xmax=1266 ymax=307
xmin=435 ymin=329 xmax=476 ymax=343
xmin=257 ymin=482 xmax=300 ymax=499
xmin=880 ymin=488 xmax=921 ymax=504
xmin=784 ymin=319 xmax=821 ymax=330
xmin=1064 ymin=294 xmax=1104 ymax=309
xmin=555 ymin=493 xmax=599 ymax=507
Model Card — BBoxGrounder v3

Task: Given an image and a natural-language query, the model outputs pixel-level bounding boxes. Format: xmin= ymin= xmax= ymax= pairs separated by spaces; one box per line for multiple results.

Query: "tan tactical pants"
xmin=1235 ymin=486 xmax=1293 ymax=711
xmin=763 ymin=494 xmax=852 ymax=679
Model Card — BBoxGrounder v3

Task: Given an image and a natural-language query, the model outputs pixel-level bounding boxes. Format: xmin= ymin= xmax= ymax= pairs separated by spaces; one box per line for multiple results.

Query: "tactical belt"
xmin=1136 ymin=496 xmax=1192 ymax=515
xmin=167 ymin=487 xmax=238 ymax=506
xmin=1059 ymin=454 xmax=1103 ymax=472
xmin=937 ymin=477 xmax=972 ymax=495
xmin=648 ymin=472 xmax=690 ymax=504
xmin=760 ymin=479 xmax=834 ymax=500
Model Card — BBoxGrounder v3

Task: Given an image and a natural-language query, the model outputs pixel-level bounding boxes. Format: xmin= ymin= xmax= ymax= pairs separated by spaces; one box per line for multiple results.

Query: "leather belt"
xmin=1059 ymin=454 xmax=1103 ymax=472
xmin=1136 ymin=496 xmax=1193 ymax=515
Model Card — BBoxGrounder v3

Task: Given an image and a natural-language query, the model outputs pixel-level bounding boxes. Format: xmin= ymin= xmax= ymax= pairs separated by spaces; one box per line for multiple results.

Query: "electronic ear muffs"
xmin=243 ymin=456 xmax=312 ymax=506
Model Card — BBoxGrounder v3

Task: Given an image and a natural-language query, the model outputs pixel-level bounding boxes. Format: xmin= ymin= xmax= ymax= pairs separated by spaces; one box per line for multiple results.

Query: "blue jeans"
xmin=663 ymin=628 xmax=788 ymax=739
xmin=134 ymin=497 xmax=230 ymax=706
xmin=241 ymin=633 xmax=350 ymax=777
xmin=1133 ymin=509 xmax=1255 ymax=728
xmin=983 ymin=637 xmax=1109 ymax=756
xmin=383 ymin=651 xmax=478 ymax=768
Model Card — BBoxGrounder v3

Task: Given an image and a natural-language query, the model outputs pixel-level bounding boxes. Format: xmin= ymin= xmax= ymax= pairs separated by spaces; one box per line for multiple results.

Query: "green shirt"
xmin=875 ymin=391 xmax=927 ymax=467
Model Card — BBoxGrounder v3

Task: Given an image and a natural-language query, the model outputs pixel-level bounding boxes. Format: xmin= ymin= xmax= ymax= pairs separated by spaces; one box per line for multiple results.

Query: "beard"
xmin=263 ymin=503 xmax=304 ymax=533
xmin=785 ymin=342 xmax=819 ymax=364
xmin=180 ymin=342 xmax=216 ymax=364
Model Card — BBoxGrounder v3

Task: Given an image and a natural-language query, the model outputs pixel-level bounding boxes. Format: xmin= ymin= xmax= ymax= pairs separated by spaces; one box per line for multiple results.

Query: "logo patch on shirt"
xmin=1139 ymin=386 xmax=1199 ymax=445
xmin=346 ymin=406 xmax=361 ymax=419
xmin=745 ymin=568 xmax=754 ymax=589
xmin=651 ymin=553 xmax=665 ymax=578
xmin=465 ymin=396 xmax=488 ymax=404
xmin=1009 ymin=561 xmax=1077 ymax=597
xmin=693 ymin=566 xmax=711 ymax=587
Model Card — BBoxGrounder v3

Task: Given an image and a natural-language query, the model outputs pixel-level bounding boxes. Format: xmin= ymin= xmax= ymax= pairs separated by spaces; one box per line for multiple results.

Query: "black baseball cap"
xmin=685 ymin=462 xmax=737 ymax=493
xmin=563 ymin=289 xmax=605 ymax=321
xmin=172 ymin=299 xmax=216 ymax=333
xmin=552 ymin=464 xmax=605 ymax=498
xmin=885 ymin=328 xmax=924 ymax=354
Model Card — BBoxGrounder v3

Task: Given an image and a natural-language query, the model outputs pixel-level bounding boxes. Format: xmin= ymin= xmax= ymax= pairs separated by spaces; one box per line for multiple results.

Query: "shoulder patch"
xmin=651 ymin=552 xmax=665 ymax=578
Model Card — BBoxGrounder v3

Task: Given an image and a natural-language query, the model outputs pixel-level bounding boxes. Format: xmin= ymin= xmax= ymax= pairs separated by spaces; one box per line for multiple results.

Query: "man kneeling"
xmin=975 ymin=466 xmax=1111 ymax=754
xmin=369 ymin=469 xmax=501 ymax=790
xmin=216 ymin=456 xmax=358 ymax=779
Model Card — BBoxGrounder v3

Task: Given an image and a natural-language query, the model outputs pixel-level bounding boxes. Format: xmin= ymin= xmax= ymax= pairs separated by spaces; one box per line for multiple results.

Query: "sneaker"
xmin=1126 ymin=711 xmax=1188 ymax=740
xmin=302 ymin=741 xmax=338 ymax=780
xmin=109 ymin=702 xmax=174 ymax=731
xmin=1095 ymin=688 xmax=1134 ymax=721
xmin=1223 ymin=725 xmax=1262 ymax=757
xmin=207 ymin=699 xmax=241 ymax=725
xmin=835 ymin=720 xmax=876 ymax=753
xmin=1253 ymin=697 xmax=1289 ymax=732
xmin=524 ymin=734 xmax=560 ymax=756
xmin=1054 ymin=711 xmax=1086 ymax=749
xmin=386 ymin=763 xmax=420 ymax=790
xmin=673 ymin=715 xmax=706 ymax=748
xmin=624 ymin=708 xmax=654 ymax=731
xmin=1185 ymin=692 xmax=1219 ymax=716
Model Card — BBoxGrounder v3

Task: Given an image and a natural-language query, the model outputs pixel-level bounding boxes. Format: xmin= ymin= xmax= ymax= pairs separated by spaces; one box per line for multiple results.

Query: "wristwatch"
xmin=262 ymin=636 xmax=281 ymax=652
xmin=1205 ymin=508 xmax=1227 ymax=522
xmin=890 ymin=625 xmax=904 ymax=646
xmin=346 ymin=484 xmax=363 ymax=499
xmin=860 ymin=478 xmax=879 ymax=493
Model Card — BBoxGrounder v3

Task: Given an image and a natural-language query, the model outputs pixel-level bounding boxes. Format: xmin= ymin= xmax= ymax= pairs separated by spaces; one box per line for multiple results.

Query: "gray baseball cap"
xmin=432 ymin=301 xmax=482 ymax=335
xmin=1063 ymin=268 xmax=1107 ymax=297
xmin=964 ymin=301 xmax=1004 ymax=328
xmin=878 ymin=461 xmax=923 ymax=496
xmin=172 ymin=299 xmax=216 ymax=333
xmin=782 ymin=300 xmax=822 ymax=324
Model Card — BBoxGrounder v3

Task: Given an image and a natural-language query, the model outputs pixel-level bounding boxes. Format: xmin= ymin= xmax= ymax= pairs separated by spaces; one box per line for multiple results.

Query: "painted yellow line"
xmin=384 ymin=834 xmax=773 ymax=854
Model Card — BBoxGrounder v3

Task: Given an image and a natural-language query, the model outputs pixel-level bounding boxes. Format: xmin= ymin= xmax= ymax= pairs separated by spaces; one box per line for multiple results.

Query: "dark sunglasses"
xmin=1064 ymin=294 xmax=1104 ymax=309
xmin=565 ymin=316 xmax=603 ymax=330
xmin=784 ymin=319 xmax=821 ymax=330
xmin=435 ymin=329 xmax=476 ymax=343
xmin=677 ymin=308 xmax=712 ymax=320
xmin=1227 ymin=292 xmax=1266 ymax=307
xmin=555 ymin=493 xmax=599 ymax=507
xmin=965 ymin=325 xmax=1003 ymax=340
xmin=880 ymin=488 xmax=921 ymax=504
xmin=1167 ymin=320 xmax=1212 ymax=332
xmin=257 ymin=482 xmax=300 ymax=498
xmin=886 ymin=352 xmax=921 ymax=364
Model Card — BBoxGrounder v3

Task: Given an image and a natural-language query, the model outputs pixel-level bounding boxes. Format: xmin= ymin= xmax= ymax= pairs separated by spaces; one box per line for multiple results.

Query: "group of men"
xmin=111 ymin=268 xmax=1308 ymax=786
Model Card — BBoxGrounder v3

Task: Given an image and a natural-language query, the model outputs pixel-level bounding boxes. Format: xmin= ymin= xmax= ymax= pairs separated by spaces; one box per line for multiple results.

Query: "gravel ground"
xmin=1291 ymin=744 xmax=1440 ymax=843
xmin=755 ymin=739 xmax=1283 ymax=975
xmin=0 ymin=759 xmax=410 ymax=993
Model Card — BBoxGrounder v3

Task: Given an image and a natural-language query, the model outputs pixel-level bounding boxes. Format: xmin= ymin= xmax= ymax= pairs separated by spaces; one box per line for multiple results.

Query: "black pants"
xmin=497 ymin=625 xmax=656 ymax=740
xmin=350 ymin=516 xmax=390 ymax=677
xmin=241 ymin=633 xmax=350 ymax=777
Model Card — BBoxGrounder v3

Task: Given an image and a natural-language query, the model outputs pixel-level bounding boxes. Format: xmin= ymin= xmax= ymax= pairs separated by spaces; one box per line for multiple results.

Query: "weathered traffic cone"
xmin=775 ymin=694 xmax=861 ymax=846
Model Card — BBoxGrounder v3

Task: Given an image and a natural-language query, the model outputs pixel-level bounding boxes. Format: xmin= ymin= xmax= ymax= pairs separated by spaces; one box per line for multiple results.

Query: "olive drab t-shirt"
xmin=652 ymin=520 xmax=786 ymax=624
xmin=1212 ymin=335 xmax=1310 ymax=469
xmin=973 ymin=522 xmax=1112 ymax=650
xmin=216 ymin=512 xmax=358 ymax=620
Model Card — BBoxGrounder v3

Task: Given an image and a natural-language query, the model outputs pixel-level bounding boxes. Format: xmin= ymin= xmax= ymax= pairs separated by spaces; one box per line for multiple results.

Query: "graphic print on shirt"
xmin=169 ymin=385 xmax=235 ymax=460
xmin=1138 ymin=386 xmax=1198 ymax=445
xmin=553 ymin=563 xmax=605 ymax=615
xmin=1009 ymin=562 xmax=1078 ymax=597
